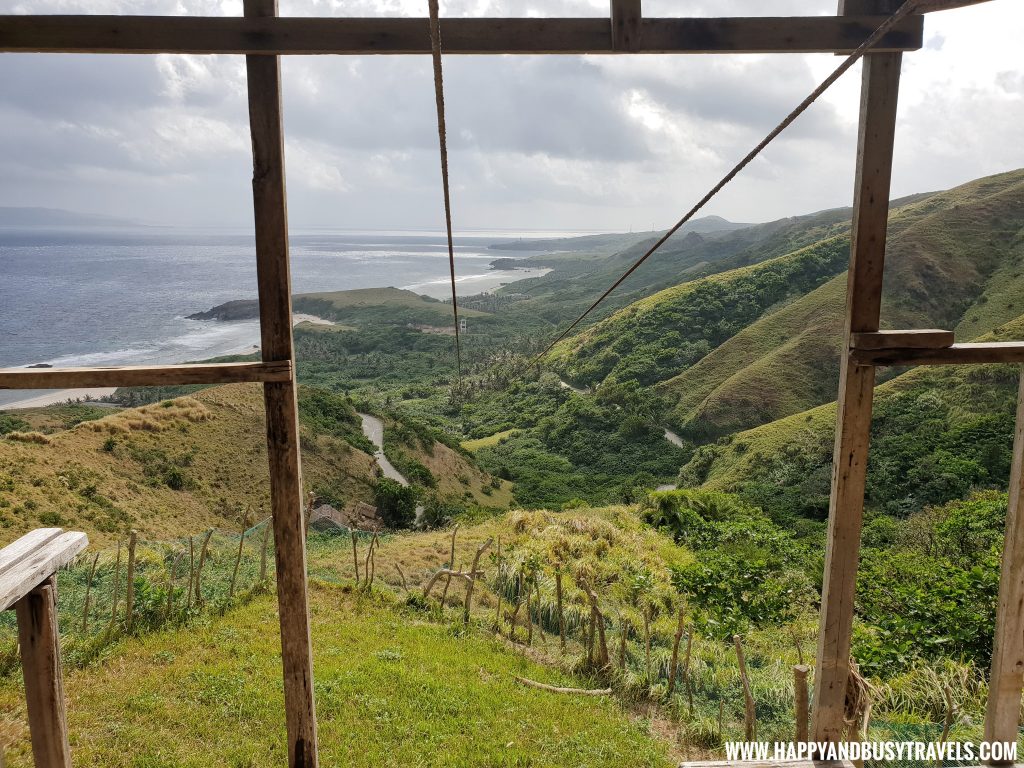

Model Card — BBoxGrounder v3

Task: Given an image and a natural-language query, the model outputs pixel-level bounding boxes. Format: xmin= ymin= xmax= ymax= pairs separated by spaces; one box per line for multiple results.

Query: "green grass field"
xmin=0 ymin=586 xmax=674 ymax=768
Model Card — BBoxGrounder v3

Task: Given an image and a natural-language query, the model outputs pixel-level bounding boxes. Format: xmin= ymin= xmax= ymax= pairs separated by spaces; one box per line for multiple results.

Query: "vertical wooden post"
xmin=812 ymin=0 xmax=903 ymax=743
xmin=734 ymin=634 xmax=756 ymax=742
xmin=244 ymin=1 xmax=318 ymax=764
xmin=16 ymin=577 xmax=71 ymax=768
xmin=609 ymin=0 xmax=641 ymax=52
xmin=125 ymin=529 xmax=137 ymax=631
xmin=794 ymin=664 xmax=810 ymax=742
xmin=983 ymin=372 xmax=1024 ymax=760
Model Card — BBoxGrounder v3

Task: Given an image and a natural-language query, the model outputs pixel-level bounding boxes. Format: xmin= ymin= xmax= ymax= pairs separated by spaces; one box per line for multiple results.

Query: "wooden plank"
xmin=610 ymin=0 xmax=642 ymax=52
xmin=244 ymin=1 xmax=318 ymax=766
xmin=0 ymin=529 xmax=64 ymax=577
xmin=0 ymin=15 xmax=923 ymax=55
xmin=811 ymin=0 xmax=903 ymax=738
xmin=850 ymin=328 xmax=954 ymax=350
xmin=852 ymin=341 xmax=1024 ymax=366
xmin=984 ymin=372 xmax=1024 ymax=756
xmin=0 ymin=532 xmax=88 ymax=612
xmin=16 ymin=578 xmax=71 ymax=768
xmin=0 ymin=361 xmax=291 ymax=391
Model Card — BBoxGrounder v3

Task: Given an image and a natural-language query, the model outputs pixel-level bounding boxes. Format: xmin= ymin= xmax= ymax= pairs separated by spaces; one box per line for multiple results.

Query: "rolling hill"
xmin=0 ymin=383 xmax=507 ymax=544
xmin=546 ymin=169 xmax=1024 ymax=440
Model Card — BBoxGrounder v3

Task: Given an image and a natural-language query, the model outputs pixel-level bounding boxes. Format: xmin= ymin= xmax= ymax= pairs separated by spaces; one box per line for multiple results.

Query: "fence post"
xmin=260 ymin=520 xmax=272 ymax=582
xmin=16 ymin=577 xmax=71 ymax=768
xmin=667 ymin=605 xmax=686 ymax=697
xmin=555 ymin=570 xmax=565 ymax=650
xmin=125 ymin=530 xmax=137 ymax=631
xmin=109 ymin=539 xmax=122 ymax=627
xmin=194 ymin=529 xmax=213 ymax=605
xmin=794 ymin=664 xmax=810 ymax=742
xmin=164 ymin=552 xmax=183 ymax=623
xmin=229 ymin=509 xmax=250 ymax=599
xmin=734 ymin=634 xmax=756 ymax=742
xmin=81 ymin=552 xmax=99 ymax=634
xmin=186 ymin=535 xmax=195 ymax=611
xmin=350 ymin=530 xmax=359 ymax=585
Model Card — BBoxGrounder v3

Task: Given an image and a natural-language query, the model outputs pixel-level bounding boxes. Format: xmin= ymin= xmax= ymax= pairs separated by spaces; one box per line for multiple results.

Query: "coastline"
xmin=0 ymin=313 xmax=330 ymax=411
xmin=0 ymin=262 xmax=550 ymax=412
xmin=402 ymin=266 xmax=551 ymax=299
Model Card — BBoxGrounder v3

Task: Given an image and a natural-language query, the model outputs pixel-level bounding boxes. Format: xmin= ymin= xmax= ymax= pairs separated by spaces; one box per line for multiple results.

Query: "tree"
xmin=373 ymin=478 xmax=418 ymax=529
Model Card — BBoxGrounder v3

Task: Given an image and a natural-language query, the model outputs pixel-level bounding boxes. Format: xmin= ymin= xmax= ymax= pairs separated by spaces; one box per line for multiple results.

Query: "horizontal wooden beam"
xmin=0 ymin=15 xmax=923 ymax=55
xmin=0 ymin=361 xmax=292 ymax=391
xmin=0 ymin=529 xmax=88 ymax=611
xmin=852 ymin=342 xmax=1024 ymax=367
xmin=851 ymin=328 xmax=954 ymax=350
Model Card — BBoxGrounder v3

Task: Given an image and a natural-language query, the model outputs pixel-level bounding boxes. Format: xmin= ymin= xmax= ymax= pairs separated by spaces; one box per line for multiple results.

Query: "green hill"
xmin=0 ymin=384 xmax=506 ymax=545
xmin=684 ymin=313 xmax=1024 ymax=521
xmin=545 ymin=169 xmax=1024 ymax=440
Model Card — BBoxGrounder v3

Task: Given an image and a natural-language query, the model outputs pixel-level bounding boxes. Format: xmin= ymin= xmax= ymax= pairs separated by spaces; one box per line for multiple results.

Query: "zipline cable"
xmin=428 ymin=0 xmax=463 ymax=381
xmin=525 ymin=0 xmax=921 ymax=372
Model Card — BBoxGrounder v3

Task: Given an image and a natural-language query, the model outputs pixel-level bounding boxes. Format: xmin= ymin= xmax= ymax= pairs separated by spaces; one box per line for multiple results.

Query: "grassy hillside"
xmin=547 ymin=169 xmax=1024 ymax=440
xmin=687 ymin=313 xmax=1024 ymax=521
xmin=0 ymin=384 xmax=510 ymax=545
xmin=295 ymin=287 xmax=487 ymax=327
xmin=0 ymin=586 xmax=674 ymax=768
xmin=0 ymin=384 xmax=378 ymax=544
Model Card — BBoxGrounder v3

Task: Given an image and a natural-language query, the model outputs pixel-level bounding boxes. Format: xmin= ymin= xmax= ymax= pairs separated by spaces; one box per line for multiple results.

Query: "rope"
xmin=526 ymin=0 xmax=921 ymax=372
xmin=428 ymin=0 xmax=463 ymax=381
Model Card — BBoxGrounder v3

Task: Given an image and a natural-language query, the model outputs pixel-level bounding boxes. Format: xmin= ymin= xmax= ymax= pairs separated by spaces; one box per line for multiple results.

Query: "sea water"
xmin=0 ymin=227 xmax=554 ymax=406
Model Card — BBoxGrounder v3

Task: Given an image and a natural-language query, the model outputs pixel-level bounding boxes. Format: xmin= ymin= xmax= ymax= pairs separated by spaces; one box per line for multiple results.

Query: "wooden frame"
xmin=1 ymin=0 xmax=1018 ymax=764
xmin=0 ymin=15 xmax=923 ymax=56
xmin=0 ymin=361 xmax=292 ymax=390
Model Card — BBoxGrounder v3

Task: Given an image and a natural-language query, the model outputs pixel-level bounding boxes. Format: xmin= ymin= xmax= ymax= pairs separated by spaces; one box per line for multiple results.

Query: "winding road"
xmin=358 ymin=413 xmax=409 ymax=486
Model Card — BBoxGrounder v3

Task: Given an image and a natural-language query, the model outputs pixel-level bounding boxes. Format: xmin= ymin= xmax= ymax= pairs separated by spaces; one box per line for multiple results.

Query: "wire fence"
xmin=0 ymin=521 xmax=1010 ymax=766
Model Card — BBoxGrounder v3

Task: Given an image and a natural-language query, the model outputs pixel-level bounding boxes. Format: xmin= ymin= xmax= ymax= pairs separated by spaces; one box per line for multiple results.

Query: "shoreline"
xmin=0 ymin=313 xmax=331 ymax=412
xmin=0 ymin=263 xmax=551 ymax=412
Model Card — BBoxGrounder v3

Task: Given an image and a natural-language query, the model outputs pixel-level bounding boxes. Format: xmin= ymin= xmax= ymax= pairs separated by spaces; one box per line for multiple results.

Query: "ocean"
xmin=0 ymin=227 xmax=557 ymax=407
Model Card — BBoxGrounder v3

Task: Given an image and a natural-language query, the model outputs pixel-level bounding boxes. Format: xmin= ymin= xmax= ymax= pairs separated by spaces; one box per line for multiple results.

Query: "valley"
xmin=1 ymin=169 xmax=1022 ymax=763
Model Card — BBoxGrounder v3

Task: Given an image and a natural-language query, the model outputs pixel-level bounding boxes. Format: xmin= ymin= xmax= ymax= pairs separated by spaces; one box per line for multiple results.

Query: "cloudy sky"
xmin=0 ymin=0 xmax=1021 ymax=232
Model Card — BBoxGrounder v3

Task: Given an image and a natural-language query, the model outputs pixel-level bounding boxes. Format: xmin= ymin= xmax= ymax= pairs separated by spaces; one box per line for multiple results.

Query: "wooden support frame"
xmin=811 ymin=0 xmax=904 ymax=742
xmin=243 ymin=1 xmax=318 ymax=766
xmin=2 ymin=0 xmax=1018 ymax=763
xmin=0 ymin=15 xmax=923 ymax=56
xmin=610 ymin=0 xmax=642 ymax=52
xmin=16 ymin=578 xmax=71 ymax=768
xmin=852 ymin=341 xmax=1024 ymax=366
xmin=0 ymin=361 xmax=291 ymax=391
xmin=983 ymin=372 xmax=1024 ymax=759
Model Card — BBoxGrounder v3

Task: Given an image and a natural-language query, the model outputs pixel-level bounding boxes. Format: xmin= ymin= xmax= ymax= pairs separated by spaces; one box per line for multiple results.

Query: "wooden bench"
xmin=0 ymin=528 xmax=88 ymax=768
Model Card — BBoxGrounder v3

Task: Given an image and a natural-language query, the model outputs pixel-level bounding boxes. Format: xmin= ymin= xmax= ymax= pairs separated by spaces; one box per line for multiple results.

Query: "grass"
xmin=462 ymin=429 xmax=518 ymax=453
xmin=0 ymin=384 xmax=379 ymax=545
xmin=294 ymin=287 xmax=489 ymax=327
xmin=0 ymin=586 xmax=674 ymax=768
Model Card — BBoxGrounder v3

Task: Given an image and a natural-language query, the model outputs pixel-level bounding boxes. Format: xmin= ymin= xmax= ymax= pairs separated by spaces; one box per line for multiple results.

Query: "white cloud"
xmin=0 ymin=0 xmax=1021 ymax=230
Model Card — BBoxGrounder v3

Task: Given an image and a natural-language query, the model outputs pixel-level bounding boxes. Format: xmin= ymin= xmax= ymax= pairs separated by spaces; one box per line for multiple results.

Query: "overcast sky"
xmin=0 ymin=0 xmax=1021 ymax=232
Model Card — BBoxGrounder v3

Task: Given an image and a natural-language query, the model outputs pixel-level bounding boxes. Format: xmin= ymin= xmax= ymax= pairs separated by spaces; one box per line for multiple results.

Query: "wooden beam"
xmin=610 ymin=0 xmax=642 ymax=52
xmin=812 ymin=0 xmax=903 ymax=741
xmin=0 ymin=531 xmax=88 ymax=612
xmin=852 ymin=341 xmax=1024 ymax=367
xmin=16 ymin=578 xmax=72 ymax=768
xmin=0 ymin=15 xmax=923 ymax=55
xmin=984 ymin=371 xmax=1024 ymax=759
xmin=850 ymin=328 xmax=954 ymax=350
xmin=0 ymin=361 xmax=291 ymax=391
xmin=244 ymin=1 xmax=318 ymax=766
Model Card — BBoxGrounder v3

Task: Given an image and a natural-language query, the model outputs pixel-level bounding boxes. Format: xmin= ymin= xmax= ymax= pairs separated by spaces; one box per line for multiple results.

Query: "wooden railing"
xmin=0 ymin=528 xmax=88 ymax=768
